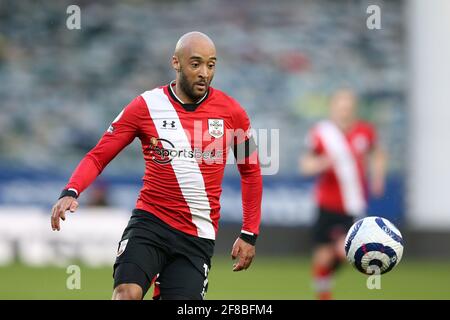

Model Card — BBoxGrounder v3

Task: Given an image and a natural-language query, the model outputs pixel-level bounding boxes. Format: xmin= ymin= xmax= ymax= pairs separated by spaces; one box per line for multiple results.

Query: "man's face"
xmin=330 ymin=90 xmax=358 ymax=128
xmin=173 ymin=44 xmax=216 ymax=102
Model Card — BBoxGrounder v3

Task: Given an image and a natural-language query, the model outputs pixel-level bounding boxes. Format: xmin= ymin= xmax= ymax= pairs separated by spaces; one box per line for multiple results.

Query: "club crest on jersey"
xmin=353 ymin=134 xmax=369 ymax=153
xmin=208 ymin=119 xmax=224 ymax=138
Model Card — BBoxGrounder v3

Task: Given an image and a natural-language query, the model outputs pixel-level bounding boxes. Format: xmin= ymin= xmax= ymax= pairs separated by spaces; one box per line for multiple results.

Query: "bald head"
xmin=330 ymin=89 xmax=358 ymax=130
xmin=172 ymin=32 xmax=217 ymax=103
xmin=174 ymin=31 xmax=216 ymax=59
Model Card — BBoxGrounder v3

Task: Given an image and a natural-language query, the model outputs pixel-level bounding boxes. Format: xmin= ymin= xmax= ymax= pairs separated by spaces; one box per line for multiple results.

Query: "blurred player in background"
xmin=50 ymin=31 xmax=263 ymax=300
xmin=86 ymin=181 xmax=110 ymax=207
xmin=300 ymin=89 xmax=387 ymax=300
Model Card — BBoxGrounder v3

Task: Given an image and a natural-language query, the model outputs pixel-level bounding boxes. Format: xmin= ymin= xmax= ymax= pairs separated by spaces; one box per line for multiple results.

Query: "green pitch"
xmin=0 ymin=256 xmax=449 ymax=299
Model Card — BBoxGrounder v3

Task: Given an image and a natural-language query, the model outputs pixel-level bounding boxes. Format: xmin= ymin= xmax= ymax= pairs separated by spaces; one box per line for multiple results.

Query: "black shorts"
xmin=312 ymin=207 xmax=355 ymax=245
xmin=113 ymin=209 xmax=214 ymax=300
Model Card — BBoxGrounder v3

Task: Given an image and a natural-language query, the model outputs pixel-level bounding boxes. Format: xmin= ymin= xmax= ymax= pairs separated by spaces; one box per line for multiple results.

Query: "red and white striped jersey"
xmin=64 ymin=83 xmax=262 ymax=240
xmin=307 ymin=120 xmax=377 ymax=216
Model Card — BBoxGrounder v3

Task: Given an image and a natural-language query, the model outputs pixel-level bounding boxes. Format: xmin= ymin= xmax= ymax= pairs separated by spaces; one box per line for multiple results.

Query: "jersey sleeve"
xmin=64 ymin=96 xmax=146 ymax=195
xmin=366 ymin=123 xmax=378 ymax=150
xmin=232 ymin=102 xmax=262 ymax=238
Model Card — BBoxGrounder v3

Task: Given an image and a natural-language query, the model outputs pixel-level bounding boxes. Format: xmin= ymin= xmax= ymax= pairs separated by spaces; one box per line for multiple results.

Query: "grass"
xmin=0 ymin=256 xmax=449 ymax=299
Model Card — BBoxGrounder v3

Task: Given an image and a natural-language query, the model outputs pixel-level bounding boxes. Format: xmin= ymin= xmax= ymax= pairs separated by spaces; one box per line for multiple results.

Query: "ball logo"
xmin=345 ymin=219 xmax=363 ymax=255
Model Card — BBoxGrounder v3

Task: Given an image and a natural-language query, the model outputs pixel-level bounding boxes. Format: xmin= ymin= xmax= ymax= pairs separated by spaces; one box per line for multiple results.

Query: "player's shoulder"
xmin=139 ymin=85 xmax=167 ymax=99
xmin=125 ymin=93 xmax=149 ymax=115
xmin=135 ymin=85 xmax=169 ymax=110
xmin=211 ymin=87 xmax=251 ymax=129
xmin=120 ymin=87 xmax=166 ymax=118
xmin=309 ymin=120 xmax=329 ymax=135
xmin=304 ymin=121 xmax=326 ymax=151
xmin=210 ymin=87 xmax=246 ymax=114
xmin=355 ymin=120 xmax=377 ymax=134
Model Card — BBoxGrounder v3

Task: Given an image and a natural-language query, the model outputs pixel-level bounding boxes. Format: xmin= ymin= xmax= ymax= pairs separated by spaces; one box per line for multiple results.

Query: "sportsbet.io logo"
xmin=142 ymin=120 xmax=280 ymax=175
xmin=146 ymin=137 xmax=223 ymax=164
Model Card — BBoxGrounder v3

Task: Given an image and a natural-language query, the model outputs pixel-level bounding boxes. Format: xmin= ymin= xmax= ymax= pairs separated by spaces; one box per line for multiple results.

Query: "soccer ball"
xmin=344 ymin=216 xmax=404 ymax=275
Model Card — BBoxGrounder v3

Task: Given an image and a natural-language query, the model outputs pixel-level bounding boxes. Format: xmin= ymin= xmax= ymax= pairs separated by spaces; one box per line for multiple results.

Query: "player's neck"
xmin=172 ymin=81 xmax=207 ymax=104
xmin=333 ymin=119 xmax=356 ymax=132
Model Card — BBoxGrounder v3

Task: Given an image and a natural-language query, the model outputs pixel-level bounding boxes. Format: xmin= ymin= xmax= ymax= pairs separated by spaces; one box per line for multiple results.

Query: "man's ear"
xmin=172 ymin=56 xmax=180 ymax=72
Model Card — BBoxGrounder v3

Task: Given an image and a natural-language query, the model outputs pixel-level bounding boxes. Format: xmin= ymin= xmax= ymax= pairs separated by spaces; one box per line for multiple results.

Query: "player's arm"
xmin=300 ymin=152 xmax=332 ymax=176
xmin=365 ymin=124 xmax=387 ymax=198
xmin=51 ymin=96 xmax=145 ymax=231
xmin=299 ymin=129 xmax=332 ymax=176
xmin=231 ymin=107 xmax=262 ymax=272
xmin=369 ymin=143 xmax=387 ymax=198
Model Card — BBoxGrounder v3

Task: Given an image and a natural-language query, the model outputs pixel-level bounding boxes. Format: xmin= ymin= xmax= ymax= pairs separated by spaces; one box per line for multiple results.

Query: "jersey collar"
xmin=168 ymin=80 xmax=209 ymax=112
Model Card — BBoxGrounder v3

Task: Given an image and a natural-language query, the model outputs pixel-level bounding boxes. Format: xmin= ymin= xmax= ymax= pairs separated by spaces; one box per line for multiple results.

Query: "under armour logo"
xmin=162 ymin=120 xmax=176 ymax=128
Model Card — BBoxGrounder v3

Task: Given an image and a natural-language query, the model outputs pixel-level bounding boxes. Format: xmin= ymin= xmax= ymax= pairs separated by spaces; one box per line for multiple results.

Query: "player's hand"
xmin=301 ymin=153 xmax=333 ymax=176
xmin=317 ymin=155 xmax=333 ymax=172
xmin=51 ymin=196 xmax=79 ymax=231
xmin=371 ymin=176 xmax=385 ymax=198
xmin=231 ymin=237 xmax=255 ymax=272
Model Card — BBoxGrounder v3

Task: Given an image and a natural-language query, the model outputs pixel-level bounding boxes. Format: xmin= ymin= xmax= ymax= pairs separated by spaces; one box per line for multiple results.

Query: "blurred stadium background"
xmin=1 ymin=0 xmax=450 ymax=299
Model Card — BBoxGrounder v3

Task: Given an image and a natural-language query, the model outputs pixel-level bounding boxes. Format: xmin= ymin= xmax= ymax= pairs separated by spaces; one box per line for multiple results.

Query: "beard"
xmin=178 ymin=70 xmax=209 ymax=102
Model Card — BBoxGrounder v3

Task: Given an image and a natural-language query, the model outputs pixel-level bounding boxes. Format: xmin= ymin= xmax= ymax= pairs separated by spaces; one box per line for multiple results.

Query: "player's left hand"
xmin=371 ymin=176 xmax=385 ymax=198
xmin=51 ymin=196 xmax=79 ymax=231
xmin=231 ymin=238 xmax=255 ymax=272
